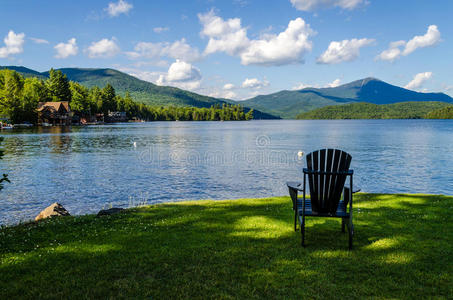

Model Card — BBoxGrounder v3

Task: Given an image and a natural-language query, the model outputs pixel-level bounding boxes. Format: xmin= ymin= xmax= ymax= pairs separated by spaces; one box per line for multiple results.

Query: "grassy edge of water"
xmin=1 ymin=193 xmax=452 ymax=299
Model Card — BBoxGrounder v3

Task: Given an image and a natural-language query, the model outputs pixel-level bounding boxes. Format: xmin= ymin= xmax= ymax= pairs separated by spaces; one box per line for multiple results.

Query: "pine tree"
xmin=46 ymin=69 xmax=72 ymax=102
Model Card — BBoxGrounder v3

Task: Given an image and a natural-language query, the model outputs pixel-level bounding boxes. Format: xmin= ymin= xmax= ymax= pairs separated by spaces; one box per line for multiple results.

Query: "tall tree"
xmin=0 ymin=69 xmax=24 ymax=123
xmin=22 ymin=77 xmax=49 ymax=123
xmin=46 ymin=69 xmax=72 ymax=102
xmin=100 ymin=84 xmax=116 ymax=114
xmin=69 ymin=82 xmax=90 ymax=114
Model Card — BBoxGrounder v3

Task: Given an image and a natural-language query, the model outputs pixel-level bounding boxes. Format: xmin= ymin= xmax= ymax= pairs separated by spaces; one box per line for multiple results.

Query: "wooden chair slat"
xmin=319 ymin=149 xmax=326 ymax=209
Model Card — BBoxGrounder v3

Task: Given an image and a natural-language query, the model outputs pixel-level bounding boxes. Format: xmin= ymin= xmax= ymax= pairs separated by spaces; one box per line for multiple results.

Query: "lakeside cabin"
xmin=37 ymin=102 xmax=73 ymax=126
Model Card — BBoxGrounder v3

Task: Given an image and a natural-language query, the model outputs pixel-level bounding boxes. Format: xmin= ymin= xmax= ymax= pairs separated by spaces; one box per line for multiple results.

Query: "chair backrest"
xmin=306 ymin=149 xmax=352 ymax=214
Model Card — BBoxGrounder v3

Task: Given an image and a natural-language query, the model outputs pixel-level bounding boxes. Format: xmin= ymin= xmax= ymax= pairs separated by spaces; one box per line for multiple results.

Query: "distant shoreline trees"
xmin=296 ymin=102 xmax=453 ymax=120
xmin=0 ymin=69 xmax=253 ymax=124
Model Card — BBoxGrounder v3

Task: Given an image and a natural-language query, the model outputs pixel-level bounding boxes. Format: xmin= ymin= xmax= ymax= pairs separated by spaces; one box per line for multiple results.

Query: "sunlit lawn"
xmin=1 ymin=194 xmax=452 ymax=299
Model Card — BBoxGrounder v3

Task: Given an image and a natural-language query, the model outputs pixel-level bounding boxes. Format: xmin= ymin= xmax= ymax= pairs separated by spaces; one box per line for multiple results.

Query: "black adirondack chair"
xmin=287 ymin=149 xmax=358 ymax=249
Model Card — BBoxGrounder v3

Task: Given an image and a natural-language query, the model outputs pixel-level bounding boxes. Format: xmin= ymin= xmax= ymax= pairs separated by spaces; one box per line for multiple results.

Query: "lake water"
xmin=1 ymin=120 xmax=453 ymax=225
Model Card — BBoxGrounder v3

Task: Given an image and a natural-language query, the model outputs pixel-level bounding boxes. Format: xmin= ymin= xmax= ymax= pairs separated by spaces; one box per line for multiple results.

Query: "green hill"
xmin=425 ymin=105 xmax=453 ymax=119
xmin=296 ymin=102 xmax=452 ymax=119
xmin=0 ymin=66 xmax=46 ymax=79
xmin=0 ymin=66 xmax=278 ymax=119
xmin=241 ymin=78 xmax=453 ymax=119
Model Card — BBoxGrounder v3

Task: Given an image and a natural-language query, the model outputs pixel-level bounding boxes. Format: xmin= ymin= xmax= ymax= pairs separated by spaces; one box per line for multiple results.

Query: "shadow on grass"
xmin=1 ymin=194 xmax=452 ymax=298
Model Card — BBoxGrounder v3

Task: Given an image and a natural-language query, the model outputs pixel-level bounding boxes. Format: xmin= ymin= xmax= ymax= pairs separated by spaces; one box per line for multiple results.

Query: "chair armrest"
xmin=345 ymin=186 xmax=361 ymax=193
xmin=286 ymin=181 xmax=304 ymax=192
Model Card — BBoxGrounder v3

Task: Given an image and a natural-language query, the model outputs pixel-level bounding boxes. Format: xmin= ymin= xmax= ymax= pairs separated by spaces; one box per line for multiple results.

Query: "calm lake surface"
xmin=1 ymin=120 xmax=453 ymax=225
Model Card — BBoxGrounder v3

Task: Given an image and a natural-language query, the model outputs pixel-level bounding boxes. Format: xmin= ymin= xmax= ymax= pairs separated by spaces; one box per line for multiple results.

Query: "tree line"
xmin=296 ymin=102 xmax=452 ymax=120
xmin=0 ymin=69 xmax=253 ymax=124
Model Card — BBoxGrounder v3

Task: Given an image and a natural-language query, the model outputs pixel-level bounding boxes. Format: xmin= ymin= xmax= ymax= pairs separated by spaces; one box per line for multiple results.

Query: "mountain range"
xmin=240 ymin=77 xmax=453 ymax=118
xmin=2 ymin=66 xmax=452 ymax=119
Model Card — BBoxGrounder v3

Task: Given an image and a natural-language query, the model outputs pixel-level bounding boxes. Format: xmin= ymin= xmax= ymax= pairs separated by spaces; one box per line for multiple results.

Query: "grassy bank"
xmin=1 ymin=194 xmax=452 ymax=299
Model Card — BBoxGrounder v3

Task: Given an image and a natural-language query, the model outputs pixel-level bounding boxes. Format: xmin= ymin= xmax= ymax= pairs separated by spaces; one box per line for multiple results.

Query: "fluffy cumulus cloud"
xmin=54 ymin=38 xmax=78 ymax=59
xmin=377 ymin=25 xmax=441 ymax=62
xmin=317 ymin=38 xmax=374 ymax=64
xmin=199 ymin=10 xmax=249 ymax=56
xmin=198 ymin=11 xmax=314 ymax=66
xmin=0 ymin=30 xmax=25 ymax=58
xmin=404 ymin=72 xmax=432 ymax=90
xmin=290 ymin=0 xmax=365 ymax=11
xmin=126 ymin=39 xmax=201 ymax=62
xmin=223 ymin=83 xmax=235 ymax=90
xmin=156 ymin=60 xmax=202 ymax=91
xmin=86 ymin=38 xmax=120 ymax=58
xmin=241 ymin=78 xmax=269 ymax=89
xmin=106 ymin=0 xmax=133 ymax=17
xmin=241 ymin=18 xmax=314 ymax=66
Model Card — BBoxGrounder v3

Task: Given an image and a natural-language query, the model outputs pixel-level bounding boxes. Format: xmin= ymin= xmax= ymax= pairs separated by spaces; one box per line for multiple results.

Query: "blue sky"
xmin=0 ymin=0 xmax=452 ymax=99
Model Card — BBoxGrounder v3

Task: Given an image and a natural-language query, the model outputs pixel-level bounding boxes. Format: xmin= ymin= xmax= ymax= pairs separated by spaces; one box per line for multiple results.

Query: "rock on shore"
xmin=35 ymin=202 xmax=70 ymax=221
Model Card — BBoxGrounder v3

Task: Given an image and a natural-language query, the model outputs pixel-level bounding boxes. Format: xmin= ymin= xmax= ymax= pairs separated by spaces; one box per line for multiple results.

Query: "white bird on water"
xmin=133 ymin=142 xmax=137 ymax=147
xmin=297 ymin=151 xmax=304 ymax=159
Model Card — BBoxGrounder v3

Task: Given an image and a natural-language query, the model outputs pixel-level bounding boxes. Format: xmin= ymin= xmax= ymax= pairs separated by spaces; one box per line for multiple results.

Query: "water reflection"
xmin=1 ymin=120 xmax=453 ymax=225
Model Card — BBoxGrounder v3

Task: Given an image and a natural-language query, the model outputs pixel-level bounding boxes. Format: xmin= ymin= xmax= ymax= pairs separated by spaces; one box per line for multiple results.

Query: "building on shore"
xmin=105 ymin=111 xmax=127 ymax=123
xmin=37 ymin=102 xmax=72 ymax=126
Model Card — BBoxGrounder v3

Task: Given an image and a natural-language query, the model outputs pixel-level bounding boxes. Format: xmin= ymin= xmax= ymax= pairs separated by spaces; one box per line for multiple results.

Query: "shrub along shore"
xmin=1 ymin=193 xmax=452 ymax=298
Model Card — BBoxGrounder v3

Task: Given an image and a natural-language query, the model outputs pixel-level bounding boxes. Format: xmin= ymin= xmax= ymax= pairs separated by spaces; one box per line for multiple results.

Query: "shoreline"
xmin=1 ymin=192 xmax=451 ymax=228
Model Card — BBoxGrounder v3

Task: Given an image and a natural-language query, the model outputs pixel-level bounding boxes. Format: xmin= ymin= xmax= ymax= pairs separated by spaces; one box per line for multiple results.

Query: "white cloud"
xmin=290 ymin=0 xmax=365 ymax=11
xmin=317 ymin=38 xmax=374 ymax=64
xmin=326 ymin=78 xmax=341 ymax=87
xmin=122 ymin=69 xmax=162 ymax=83
xmin=199 ymin=10 xmax=250 ymax=56
xmin=156 ymin=60 xmax=202 ymax=91
xmin=292 ymin=83 xmax=311 ymax=90
xmin=198 ymin=11 xmax=315 ymax=66
xmin=404 ymin=72 xmax=432 ymax=90
xmin=375 ymin=40 xmax=405 ymax=62
xmin=153 ymin=27 xmax=169 ymax=33
xmin=208 ymin=90 xmax=237 ymax=99
xmin=86 ymin=38 xmax=120 ymax=58
xmin=30 ymin=37 xmax=49 ymax=44
xmin=54 ymin=38 xmax=78 ymax=59
xmin=223 ymin=83 xmax=235 ymax=90
xmin=106 ymin=0 xmax=133 ymax=17
xmin=292 ymin=78 xmax=341 ymax=90
xmin=240 ymin=18 xmax=314 ymax=66
xmin=0 ymin=30 xmax=25 ymax=58
xmin=126 ymin=39 xmax=201 ymax=62
xmin=241 ymin=78 xmax=269 ymax=89
xmin=377 ymin=25 xmax=441 ymax=62
xmin=403 ymin=25 xmax=440 ymax=55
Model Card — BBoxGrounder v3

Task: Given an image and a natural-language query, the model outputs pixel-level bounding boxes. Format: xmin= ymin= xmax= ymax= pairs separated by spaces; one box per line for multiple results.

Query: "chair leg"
xmin=294 ymin=211 xmax=298 ymax=231
xmin=348 ymin=220 xmax=353 ymax=250
xmin=341 ymin=218 xmax=345 ymax=233
xmin=301 ymin=215 xmax=305 ymax=247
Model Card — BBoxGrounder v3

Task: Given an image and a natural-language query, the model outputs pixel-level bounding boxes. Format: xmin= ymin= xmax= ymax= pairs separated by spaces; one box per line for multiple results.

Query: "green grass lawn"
xmin=1 ymin=194 xmax=452 ymax=299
